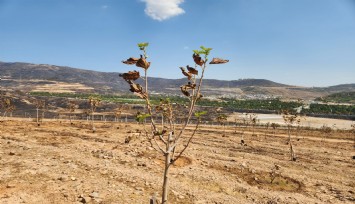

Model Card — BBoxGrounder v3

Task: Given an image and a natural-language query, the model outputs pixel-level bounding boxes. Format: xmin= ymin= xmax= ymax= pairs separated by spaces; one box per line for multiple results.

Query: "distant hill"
xmin=0 ymin=61 xmax=354 ymax=99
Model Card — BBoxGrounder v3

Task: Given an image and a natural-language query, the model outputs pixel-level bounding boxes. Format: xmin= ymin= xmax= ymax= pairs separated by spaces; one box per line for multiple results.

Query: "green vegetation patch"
xmin=29 ymin=92 xmax=355 ymax=115
xmin=316 ymin=91 xmax=355 ymax=104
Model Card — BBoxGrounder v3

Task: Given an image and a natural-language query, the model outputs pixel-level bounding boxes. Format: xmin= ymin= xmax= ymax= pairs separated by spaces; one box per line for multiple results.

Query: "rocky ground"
xmin=0 ymin=118 xmax=354 ymax=204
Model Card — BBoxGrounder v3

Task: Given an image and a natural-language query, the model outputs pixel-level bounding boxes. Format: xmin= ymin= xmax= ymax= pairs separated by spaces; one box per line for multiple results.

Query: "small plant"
xmin=113 ymin=105 xmax=125 ymax=123
xmin=66 ymin=100 xmax=78 ymax=124
xmin=120 ymin=43 xmax=228 ymax=204
xmin=282 ymin=110 xmax=301 ymax=161
xmin=1 ymin=97 xmax=16 ymax=119
xmin=216 ymin=113 xmax=228 ymax=137
xmin=320 ymin=124 xmax=332 ymax=142
xmin=88 ymin=96 xmax=101 ymax=132
xmin=249 ymin=113 xmax=258 ymax=139
xmin=33 ymin=99 xmax=46 ymax=126
xmin=271 ymin=122 xmax=280 ymax=137
xmin=269 ymin=164 xmax=281 ymax=184
xmin=264 ymin=122 xmax=270 ymax=139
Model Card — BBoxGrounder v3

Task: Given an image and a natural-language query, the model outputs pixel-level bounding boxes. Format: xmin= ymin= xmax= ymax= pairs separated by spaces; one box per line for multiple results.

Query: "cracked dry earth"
xmin=0 ymin=119 xmax=354 ymax=204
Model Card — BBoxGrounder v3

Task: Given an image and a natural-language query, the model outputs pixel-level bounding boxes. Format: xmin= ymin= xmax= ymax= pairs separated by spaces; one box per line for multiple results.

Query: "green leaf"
xmin=137 ymin=42 xmax=149 ymax=49
xmin=135 ymin=113 xmax=151 ymax=122
xmin=194 ymin=111 xmax=207 ymax=118
xmin=193 ymin=46 xmax=213 ymax=56
xmin=200 ymin=46 xmax=212 ymax=51
xmin=193 ymin=50 xmax=199 ymax=54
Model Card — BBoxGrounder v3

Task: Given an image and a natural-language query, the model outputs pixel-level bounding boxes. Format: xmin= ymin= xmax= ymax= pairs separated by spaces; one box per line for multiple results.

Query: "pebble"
xmin=6 ymin=183 xmax=15 ymax=188
xmin=135 ymin=187 xmax=144 ymax=191
xmin=58 ymin=175 xmax=69 ymax=181
xmin=178 ymin=195 xmax=185 ymax=199
xmin=78 ymin=195 xmax=91 ymax=203
xmin=89 ymin=191 xmax=99 ymax=198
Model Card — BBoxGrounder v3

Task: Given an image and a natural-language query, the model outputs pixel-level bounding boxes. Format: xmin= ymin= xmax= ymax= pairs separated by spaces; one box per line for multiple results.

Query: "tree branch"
xmin=171 ymin=119 xmax=200 ymax=162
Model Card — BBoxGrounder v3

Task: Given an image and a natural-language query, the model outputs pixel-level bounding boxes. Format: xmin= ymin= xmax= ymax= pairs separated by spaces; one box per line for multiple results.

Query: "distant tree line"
xmin=30 ymin=92 xmax=355 ymax=116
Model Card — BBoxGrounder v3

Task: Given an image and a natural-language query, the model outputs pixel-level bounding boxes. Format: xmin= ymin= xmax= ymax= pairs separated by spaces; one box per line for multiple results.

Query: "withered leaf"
xmin=179 ymin=67 xmax=192 ymax=80
xmin=134 ymin=92 xmax=147 ymax=99
xmin=193 ymin=53 xmax=204 ymax=66
xmin=186 ymin=82 xmax=196 ymax=89
xmin=180 ymin=82 xmax=196 ymax=97
xmin=180 ymin=86 xmax=190 ymax=97
xmin=187 ymin=65 xmax=198 ymax=75
xmin=122 ymin=57 xmax=139 ymax=65
xmin=209 ymin=58 xmax=229 ymax=64
xmin=127 ymin=80 xmax=147 ymax=99
xmin=136 ymin=55 xmax=151 ymax=70
xmin=196 ymin=93 xmax=203 ymax=100
xmin=119 ymin=70 xmax=140 ymax=81
xmin=128 ymin=80 xmax=143 ymax=93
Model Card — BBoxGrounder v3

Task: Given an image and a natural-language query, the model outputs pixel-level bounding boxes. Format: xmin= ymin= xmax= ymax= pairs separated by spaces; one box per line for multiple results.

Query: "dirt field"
xmin=0 ymin=118 xmax=354 ymax=204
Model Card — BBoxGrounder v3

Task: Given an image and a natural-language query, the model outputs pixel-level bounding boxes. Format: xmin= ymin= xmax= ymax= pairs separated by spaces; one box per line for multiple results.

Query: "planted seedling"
xmin=216 ymin=113 xmax=228 ymax=137
xmin=66 ymin=100 xmax=78 ymax=125
xmin=282 ymin=110 xmax=301 ymax=161
xmin=88 ymin=96 xmax=101 ymax=132
xmin=120 ymin=43 xmax=228 ymax=204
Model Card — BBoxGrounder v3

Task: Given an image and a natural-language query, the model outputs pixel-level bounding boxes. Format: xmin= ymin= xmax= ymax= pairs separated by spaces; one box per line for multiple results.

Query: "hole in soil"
xmin=173 ymin=156 xmax=192 ymax=167
xmin=208 ymin=164 xmax=302 ymax=192
xmin=245 ymin=171 xmax=302 ymax=192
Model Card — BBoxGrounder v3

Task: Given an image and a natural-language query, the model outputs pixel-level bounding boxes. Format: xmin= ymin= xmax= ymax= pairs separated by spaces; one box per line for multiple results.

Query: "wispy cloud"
xmin=142 ymin=0 xmax=185 ymax=21
xmin=101 ymin=5 xmax=108 ymax=9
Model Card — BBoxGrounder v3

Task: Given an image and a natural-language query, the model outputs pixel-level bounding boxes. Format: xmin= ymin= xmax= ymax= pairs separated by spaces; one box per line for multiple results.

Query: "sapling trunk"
xmin=162 ymin=133 xmax=172 ymax=204
xmin=288 ymin=125 xmax=296 ymax=161
xmin=91 ymin=112 xmax=95 ymax=131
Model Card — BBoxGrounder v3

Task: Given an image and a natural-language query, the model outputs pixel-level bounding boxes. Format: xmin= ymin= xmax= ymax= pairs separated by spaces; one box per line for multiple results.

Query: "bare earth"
xmin=0 ymin=119 xmax=354 ymax=204
xmin=228 ymin=113 xmax=354 ymax=130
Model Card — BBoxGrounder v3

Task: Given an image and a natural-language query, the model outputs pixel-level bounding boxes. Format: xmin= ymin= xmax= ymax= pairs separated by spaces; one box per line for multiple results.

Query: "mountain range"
xmin=0 ymin=61 xmax=354 ymax=100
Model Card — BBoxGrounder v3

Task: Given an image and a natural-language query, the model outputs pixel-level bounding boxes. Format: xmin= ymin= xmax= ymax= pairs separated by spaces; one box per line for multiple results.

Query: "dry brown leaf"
xmin=209 ymin=58 xmax=229 ymax=64
xmin=193 ymin=53 xmax=204 ymax=66
xmin=122 ymin=57 xmax=139 ymax=65
xmin=134 ymin=92 xmax=147 ymax=99
xmin=180 ymin=82 xmax=196 ymax=97
xmin=119 ymin=70 xmax=140 ymax=81
xmin=180 ymin=86 xmax=190 ymax=97
xmin=128 ymin=81 xmax=143 ymax=93
xmin=186 ymin=82 xmax=196 ymax=89
xmin=127 ymin=80 xmax=147 ymax=99
xmin=136 ymin=55 xmax=151 ymax=70
xmin=196 ymin=93 xmax=203 ymax=100
xmin=179 ymin=67 xmax=192 ymax=80
xmin=187 ymin=65 xmax=198 ymax=75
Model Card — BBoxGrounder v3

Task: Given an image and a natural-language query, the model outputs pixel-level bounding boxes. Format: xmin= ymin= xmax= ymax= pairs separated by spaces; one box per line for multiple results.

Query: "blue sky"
xmin=0 ymin=0 xmax=354 ymax=87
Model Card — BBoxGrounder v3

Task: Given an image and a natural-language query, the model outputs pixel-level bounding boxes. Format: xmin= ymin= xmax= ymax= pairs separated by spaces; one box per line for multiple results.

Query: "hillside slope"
xmin=0 ymin=61 xmax=354 ymax=99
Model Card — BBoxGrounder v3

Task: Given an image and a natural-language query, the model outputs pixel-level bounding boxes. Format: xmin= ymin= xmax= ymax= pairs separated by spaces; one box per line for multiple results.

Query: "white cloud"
xmin=101 ymin=5 xmax=108 ymax=9
xmin=142 ymin=0 xmax=185 ymax=21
